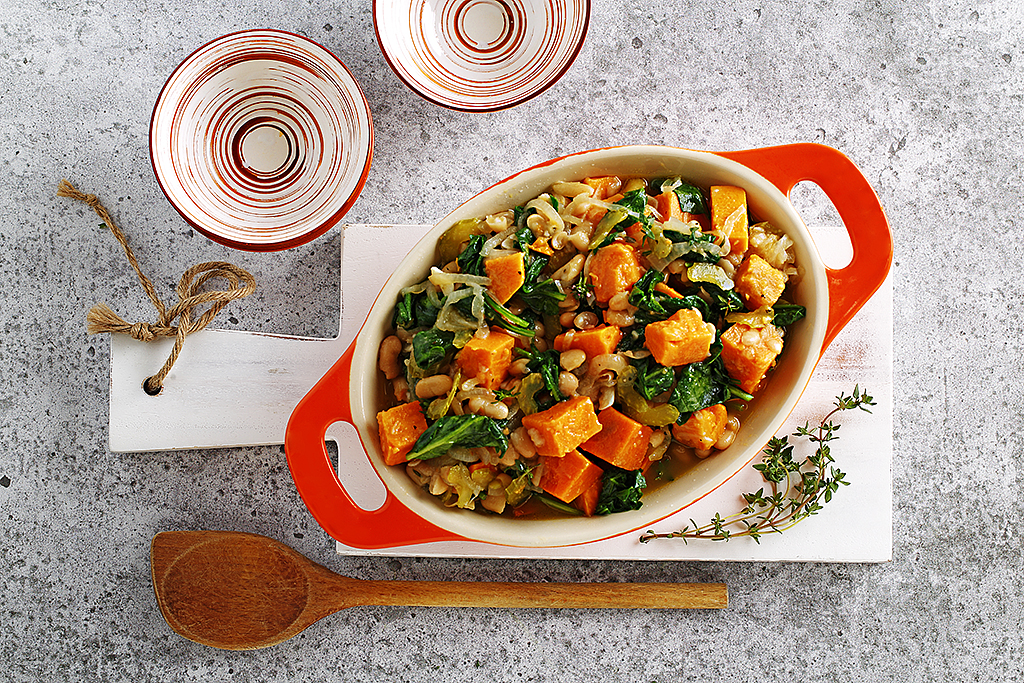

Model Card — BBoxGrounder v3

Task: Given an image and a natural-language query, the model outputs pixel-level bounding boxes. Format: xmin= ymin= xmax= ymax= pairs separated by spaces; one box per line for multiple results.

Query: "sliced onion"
xmin=525 ymin=196 xmax=564 ymax=233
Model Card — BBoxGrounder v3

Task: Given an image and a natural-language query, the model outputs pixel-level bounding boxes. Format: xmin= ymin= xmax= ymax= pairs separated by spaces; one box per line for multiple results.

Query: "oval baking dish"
xmin=284 ymin=144 xmax=892 ymax=549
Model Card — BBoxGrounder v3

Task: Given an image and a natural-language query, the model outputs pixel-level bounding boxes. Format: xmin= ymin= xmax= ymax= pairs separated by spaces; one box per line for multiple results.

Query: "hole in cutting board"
xmin=788 ymin=181 xmax=853 ymax=269
xmin=326 ymin=421 xmax=387 ymax=510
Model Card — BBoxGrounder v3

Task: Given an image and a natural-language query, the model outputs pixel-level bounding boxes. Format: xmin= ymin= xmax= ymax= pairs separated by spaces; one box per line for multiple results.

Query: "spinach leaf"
xmin=454 ymin=291 xmax=536 ymax=337
xmin=457 ymin=234 xmax=486 ymax=277
xmin=536 ymin=492 xmax=584 ymax=516
xmin=672 ymin=182 xmax=709 ymax=215
xmin=669 ymin=359 xmax=724 ymax=418
xmin=518 ymin=254 xmax=566 ymax=316
xmin=668 ymin=340 xmax=753 ymax=423
xmin=516 ymin=344 xmax=564 ymax=405
xmin=589 ymin=189 xmax=652 ymax=250
xmin=627 ymin=270 xmax=667 ymax=313
xmin=514 ymin=225 xmax=534 ymax=252
xmin=628 ymin=270 xmax=711 ymax=323
xmin=616 ymin=324 xmax=647 ymax=353
xmin=406 ymin=414 xmax=509 ymax=461
xmin=650 ymin=178 xmax=709 ymax=215
xmin=411 ymin=328 xmax=455 ymax=376
xmin=484 ymin=293 xmax=536 ymax=337
xmin=596 ymin=468 xmax=647 ymax=515
xmin=393 ymin=290 xmax=441 ymax=330
xmin=772 ymin=302 xmax=806 ymax=327
xmin=392 ymin=291 xmax=415 ymax=329
xmin=631 ymin=356 xmax=676 ymax=401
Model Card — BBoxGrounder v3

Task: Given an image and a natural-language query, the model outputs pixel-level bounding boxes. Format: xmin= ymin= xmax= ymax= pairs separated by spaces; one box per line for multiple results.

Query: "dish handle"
xmin=284 ymin=341 xmax=463 ymax=549
xmin=718 ymin=143 xmax=892 ymax=354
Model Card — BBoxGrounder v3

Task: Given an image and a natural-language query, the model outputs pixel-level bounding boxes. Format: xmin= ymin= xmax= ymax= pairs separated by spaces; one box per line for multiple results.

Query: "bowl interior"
xmin=150 ymin=29 xmax=373 ymax=251
xmin=349 ymin=146 xmax=828 ymax=547
xmin=374 ymin=0 xmax=591 ymax=111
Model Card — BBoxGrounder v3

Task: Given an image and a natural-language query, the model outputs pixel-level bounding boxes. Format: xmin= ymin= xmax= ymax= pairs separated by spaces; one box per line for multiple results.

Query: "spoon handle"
xmin=346 ymin=580 xmax=727 ymax=609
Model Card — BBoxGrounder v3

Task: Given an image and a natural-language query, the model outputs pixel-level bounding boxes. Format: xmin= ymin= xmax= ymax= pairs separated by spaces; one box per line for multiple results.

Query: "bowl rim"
xmin=372 ymin=0 xmax=592 ymax=113
xmin=149 ymin=28 xmax=374 ymax=252
xmin=347 ymin=145 xmax=830 ymax=547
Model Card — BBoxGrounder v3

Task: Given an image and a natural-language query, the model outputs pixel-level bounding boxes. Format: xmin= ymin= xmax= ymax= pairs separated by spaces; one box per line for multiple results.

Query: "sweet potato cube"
xmin=455 ymin=328 xmax=516 ymax=390
xmin=572 ymin=476 xmax=603 ymax=516
xmin=528 ymin=236 xmax=554 ymax=257
xmin=588 ymin=243 xmax=643 ymax=304
xmin=734 ymin=254 xmax=787 ymax=310
xmin=553 ymin=325 xmax=622 ymax=358
xmin=720 ymin=323 xmax=784 ymax=393
xmin=644 ymin=308 xmax=715 ymax=367
xmin=671 ymin=404 xmax=728 ymax=450
xmin=484 ymin=251 xmax=526 ymax=304
xmin=584 ymin=176 xmax=622 ymax=200
xmin=656 ymin=190 xmax=684 ymax=224
xmin=539 ymin=449 xmax=604 ymax=504
xmin=377 ymin=401 xmax=429 ymax=466
xmin=581 ymin=407 xmax=652 ymax=471
xmin=521 ymin=395 xmax=602 ymax=457
xmin=710 ymin=185 xmax=749 ymax=256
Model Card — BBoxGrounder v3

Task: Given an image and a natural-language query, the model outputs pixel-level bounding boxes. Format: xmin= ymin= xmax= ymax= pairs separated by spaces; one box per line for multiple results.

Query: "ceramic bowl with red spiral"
xmin=150 ymin=29 xmax=374 ymax=251
xmin=374 ymin=0 xmax=591 ymax=111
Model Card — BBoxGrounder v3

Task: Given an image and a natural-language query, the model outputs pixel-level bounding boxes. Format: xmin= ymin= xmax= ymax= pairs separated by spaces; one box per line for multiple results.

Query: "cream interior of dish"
xmin=348 ymin=149 xmax=827 ymax=548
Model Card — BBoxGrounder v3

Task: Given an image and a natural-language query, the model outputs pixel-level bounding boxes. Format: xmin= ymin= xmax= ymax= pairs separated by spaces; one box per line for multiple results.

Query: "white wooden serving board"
xmin=109 ymin=223 xmax=892 ymax=562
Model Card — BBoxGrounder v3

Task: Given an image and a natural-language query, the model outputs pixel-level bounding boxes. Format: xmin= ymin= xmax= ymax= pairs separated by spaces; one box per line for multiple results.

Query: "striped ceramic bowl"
xmin=150 ymin=30 xmax=373 ymax=251
xmin=374 ymin=0 xmax=591 ymax=112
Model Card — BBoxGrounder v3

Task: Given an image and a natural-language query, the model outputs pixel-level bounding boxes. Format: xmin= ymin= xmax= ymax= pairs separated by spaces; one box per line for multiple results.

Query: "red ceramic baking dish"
xmin=284 ymin=144 xmax=892 ymax=549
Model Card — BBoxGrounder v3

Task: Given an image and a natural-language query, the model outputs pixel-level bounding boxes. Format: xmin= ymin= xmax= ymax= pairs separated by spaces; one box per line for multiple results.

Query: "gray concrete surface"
xmin=2 ymin=0 xmax=1022 ymax=680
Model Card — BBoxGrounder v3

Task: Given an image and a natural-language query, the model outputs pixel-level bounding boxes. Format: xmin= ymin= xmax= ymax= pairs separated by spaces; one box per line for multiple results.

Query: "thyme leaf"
xmin=639 ymin=386 xmax=875 ymax=544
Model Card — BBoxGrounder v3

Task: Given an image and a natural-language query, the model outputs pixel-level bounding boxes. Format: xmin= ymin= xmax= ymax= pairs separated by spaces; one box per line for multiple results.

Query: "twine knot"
xmin=129 ymin=323 xmax=157 ymax=342
xmin=59 ymin=180 xmax=256 ymax=395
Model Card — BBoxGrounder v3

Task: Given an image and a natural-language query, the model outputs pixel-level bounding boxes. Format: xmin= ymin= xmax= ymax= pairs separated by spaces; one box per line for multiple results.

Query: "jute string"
xmin=58 ymin=180 xmax=256 ymax=395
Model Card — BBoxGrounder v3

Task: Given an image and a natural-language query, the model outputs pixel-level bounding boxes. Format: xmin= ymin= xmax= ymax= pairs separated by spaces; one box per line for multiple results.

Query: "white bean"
xmin=604 ymin=310 xmax=635 ymax=327
xmin=558 ymin=371 xmax=579 ymax=396
xmin=511 ymin=427 xmax=537 ymax=458
xmin=715 ymin=428 xmax=736 ymax=450
xmin=559 ymin=293 xmax=580 ymax=310
xmin=553 ymin=254 xmax=585 ymax=284
xmin=589 ymin=353 xmax=628 ymax=376
xmin=597 ymin=386 xmax=616 ymax=410
xmin=510 ymin=358 xmax=531 ymax=376
xmin=481 ymin=401 xmax=509 ymax=420
xmin=378 ymin=336 xmax=403 ymax=380
xmin=574 ymin=311 xmax=599 ymax=329
xmin=415 ymin=374 xmax=453 ymax=399
xmin=568 ymin=229 xmax=591 ymax=251
xmin=608 ymin=292 xmax=631 ymax=311
xmin=559 ymin=349 xmax=587 ymax=371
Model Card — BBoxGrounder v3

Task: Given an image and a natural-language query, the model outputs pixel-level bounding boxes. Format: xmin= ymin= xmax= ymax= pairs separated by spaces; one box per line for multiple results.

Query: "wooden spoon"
xmin=151 ymin=530 xmax=728 ymax=650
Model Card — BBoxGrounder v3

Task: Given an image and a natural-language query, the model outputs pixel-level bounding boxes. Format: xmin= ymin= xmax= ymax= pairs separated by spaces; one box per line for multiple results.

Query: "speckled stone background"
xmin=2 ymin=0 xmax=1022 ymax=680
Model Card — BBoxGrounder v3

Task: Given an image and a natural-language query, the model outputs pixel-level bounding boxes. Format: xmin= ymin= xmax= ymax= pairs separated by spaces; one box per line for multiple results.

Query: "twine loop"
xmin=59 ymin=180 xmax=256 ymax=395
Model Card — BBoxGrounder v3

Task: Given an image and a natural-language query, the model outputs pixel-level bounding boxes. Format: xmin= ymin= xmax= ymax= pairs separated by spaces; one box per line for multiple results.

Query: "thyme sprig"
xmin=639 ymin=386 xmax=875 ymax=544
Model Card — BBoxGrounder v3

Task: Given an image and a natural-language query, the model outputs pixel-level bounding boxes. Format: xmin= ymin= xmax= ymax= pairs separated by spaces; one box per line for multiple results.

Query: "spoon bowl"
xmin=151 ymin=530 xmax=728 ymax=650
